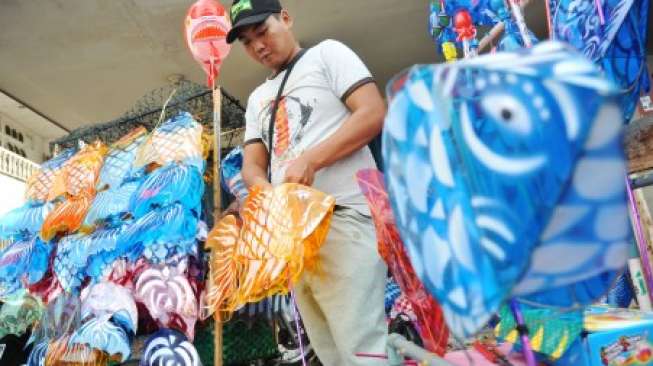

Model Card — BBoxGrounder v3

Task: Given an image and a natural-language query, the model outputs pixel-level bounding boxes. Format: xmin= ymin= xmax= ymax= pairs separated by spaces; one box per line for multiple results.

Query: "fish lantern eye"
xmin=481 ymin=94 xmax=532 ymax=135
xmin=501 ymin=108 xmax=513 ymax=122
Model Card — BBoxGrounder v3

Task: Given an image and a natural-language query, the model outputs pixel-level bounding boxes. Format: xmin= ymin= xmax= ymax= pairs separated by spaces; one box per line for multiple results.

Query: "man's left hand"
xmin=283 ymin=154 xmax=318 ymax=186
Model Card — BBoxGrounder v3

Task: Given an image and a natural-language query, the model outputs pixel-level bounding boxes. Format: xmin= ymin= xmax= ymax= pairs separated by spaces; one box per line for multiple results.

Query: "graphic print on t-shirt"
xmin=261 ymin=96 xmax=314 ymax=163
xmin=274 ymin=98 xmax=290 ymax=157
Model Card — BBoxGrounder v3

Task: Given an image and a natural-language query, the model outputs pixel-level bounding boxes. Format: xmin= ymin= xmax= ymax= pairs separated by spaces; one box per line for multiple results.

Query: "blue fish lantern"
xmin=496 ymin=20 xmax=538 ymax=52
xmin=26 ymin=340 xmax=48 ymax=366
xmin=0 ymin=202 xmax=53 ymax=241
xmin=548 ymin=0 xmax=650 ymax=121
xmin=129 ymin=164 xmax=204 ymax=219
xmin=69 ymin=313 xmax=132 ymax=362
xmin=221 ymin=146 xmax=249 ymax=203
xmin=53 ymin=224 xmax=132 ymax=292
xmin=96 ymin=128 xmax=148 ymax=191
xmin=0 ymin=234 xmax=52 ymax=297
xmin=383 ymin=41 xmax=629 ymax=338
xmin=84 ymin=180 xmax=141 ymax=227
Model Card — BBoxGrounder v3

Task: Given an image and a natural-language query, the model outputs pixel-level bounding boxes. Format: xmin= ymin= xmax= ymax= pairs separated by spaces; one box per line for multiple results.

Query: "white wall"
xmin=0 ymin=174 xmax=26 ymax=216
xmin=0 ymin=113 xmax=44 ymax=163
xmin=0 ymin=112 xmax=46 ymax=164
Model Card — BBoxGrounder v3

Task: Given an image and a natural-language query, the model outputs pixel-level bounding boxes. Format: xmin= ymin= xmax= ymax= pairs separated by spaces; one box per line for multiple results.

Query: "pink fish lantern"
xmin=184 ymin=0 xmax=232 ymax=87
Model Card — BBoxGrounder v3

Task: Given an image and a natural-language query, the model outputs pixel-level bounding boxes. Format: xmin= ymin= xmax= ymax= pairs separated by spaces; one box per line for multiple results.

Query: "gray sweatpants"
xmin=294 ymin=207 xmax=388 ymax=365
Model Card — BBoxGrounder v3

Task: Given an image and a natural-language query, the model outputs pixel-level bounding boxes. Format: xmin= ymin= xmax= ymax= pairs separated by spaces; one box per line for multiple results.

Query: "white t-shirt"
xmin=244 ymin=39 xmax=377 ymax=214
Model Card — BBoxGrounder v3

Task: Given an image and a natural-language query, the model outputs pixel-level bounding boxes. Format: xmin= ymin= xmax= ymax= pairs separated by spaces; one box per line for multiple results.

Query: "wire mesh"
xmin=50 ymin=80 xmax=245 ymax=155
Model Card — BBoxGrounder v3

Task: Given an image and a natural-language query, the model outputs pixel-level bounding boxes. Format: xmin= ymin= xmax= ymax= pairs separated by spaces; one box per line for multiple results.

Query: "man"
xmin=226 ymin=0 xmax=388 ymax=364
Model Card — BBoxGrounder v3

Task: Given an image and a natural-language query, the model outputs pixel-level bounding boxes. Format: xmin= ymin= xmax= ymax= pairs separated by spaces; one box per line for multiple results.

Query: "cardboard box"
xmin=579 ymin=307 xmax=653 ymax=366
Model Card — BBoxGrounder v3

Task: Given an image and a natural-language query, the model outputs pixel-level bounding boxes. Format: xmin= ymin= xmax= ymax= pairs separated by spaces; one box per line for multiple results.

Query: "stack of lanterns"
xmin=0 ymin=112 xmax=208 ymax=365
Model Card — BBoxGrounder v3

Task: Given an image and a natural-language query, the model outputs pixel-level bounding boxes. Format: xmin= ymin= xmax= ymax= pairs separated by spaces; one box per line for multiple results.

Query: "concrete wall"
xmin=0 ymin=174 xmax=26 ymax=216
xmin=0 ymin=112 xmax=46 ymax=164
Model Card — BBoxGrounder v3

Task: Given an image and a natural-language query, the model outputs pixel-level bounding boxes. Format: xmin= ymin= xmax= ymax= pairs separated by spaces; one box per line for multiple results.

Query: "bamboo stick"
xmin=212 ymin=87 xmax=223 ymax=366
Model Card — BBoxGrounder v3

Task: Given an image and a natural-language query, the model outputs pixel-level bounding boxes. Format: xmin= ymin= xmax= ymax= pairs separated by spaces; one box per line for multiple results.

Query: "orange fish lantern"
xmin=205 ymin=184 xmax=335 ymax=319
xmin=41 ymin=141 xmax=107 ymax=241
xmin=184 ymin=0 xmax=232 ymax=87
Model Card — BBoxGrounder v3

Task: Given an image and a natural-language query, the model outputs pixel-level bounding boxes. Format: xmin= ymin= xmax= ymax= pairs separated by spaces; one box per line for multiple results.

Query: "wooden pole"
xmin=212 ymin=86 xmax=224 ymax=366
xmin=477 ymin=0 xmax=532 ymax=53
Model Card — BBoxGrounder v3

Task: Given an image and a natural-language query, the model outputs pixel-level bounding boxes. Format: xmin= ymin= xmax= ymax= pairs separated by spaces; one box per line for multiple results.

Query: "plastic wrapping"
xmin=53 ymin=223 xmax=132 ymax=293
xmin=26 ymin=266 xmax=63 ymax=305
xmin=141 ymin=239 xmax=198 ymax=265
xmin=221 ymin=146 xmax=248 ymax=202
xmin=548 ymin=0 xmax=650 ymax=120
xmin=45 ymin=334 xmax=113 ymax=366
xmin=41 ymin=142 xmax=107 ymax=240
xmin=83 ymin=224 xmax=131 ymax=283
xmin=27 ymin=340 xmax=48 ymax=366
xmin=4 ymin=115 xmax=216 ymax=362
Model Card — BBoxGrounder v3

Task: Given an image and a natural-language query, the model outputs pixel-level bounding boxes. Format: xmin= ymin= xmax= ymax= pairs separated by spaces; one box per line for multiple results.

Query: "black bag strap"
xmin=267 ymin=48 xmax=307 ymax=181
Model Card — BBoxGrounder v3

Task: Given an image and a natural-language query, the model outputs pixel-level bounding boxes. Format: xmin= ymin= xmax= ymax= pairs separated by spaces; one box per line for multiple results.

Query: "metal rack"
xmin=50 ymin=80 xmax=245 ymax=155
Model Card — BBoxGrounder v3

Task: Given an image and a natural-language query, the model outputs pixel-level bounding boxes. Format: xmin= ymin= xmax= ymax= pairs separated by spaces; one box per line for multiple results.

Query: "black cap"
xmin=227 ymin=0 xmax=282 ymax=44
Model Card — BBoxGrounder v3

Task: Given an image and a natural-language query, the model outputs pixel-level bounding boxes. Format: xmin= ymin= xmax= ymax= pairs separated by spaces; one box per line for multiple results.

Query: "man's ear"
xmin=280 ymin=9 xmax=293 ymax=28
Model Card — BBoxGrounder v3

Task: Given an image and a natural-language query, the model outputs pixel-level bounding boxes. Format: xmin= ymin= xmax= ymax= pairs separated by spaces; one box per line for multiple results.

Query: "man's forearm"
xmin=242 ymin=164 xmax=271 ymax=188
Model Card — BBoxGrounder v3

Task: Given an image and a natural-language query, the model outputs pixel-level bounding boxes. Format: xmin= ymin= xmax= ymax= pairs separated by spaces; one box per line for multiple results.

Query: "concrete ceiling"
xmin=0 ymin=0 xmax=650 ymax=134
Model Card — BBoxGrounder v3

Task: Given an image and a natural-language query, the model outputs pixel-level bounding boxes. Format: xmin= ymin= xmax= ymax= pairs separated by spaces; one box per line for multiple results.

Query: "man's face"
xmin=237 ymin=11 xmax=295 ymax=70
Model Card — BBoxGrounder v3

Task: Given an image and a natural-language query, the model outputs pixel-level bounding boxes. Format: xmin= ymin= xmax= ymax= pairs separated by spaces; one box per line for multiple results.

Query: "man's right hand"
xmin=219 ymin=200 xmax=241 ymax=220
